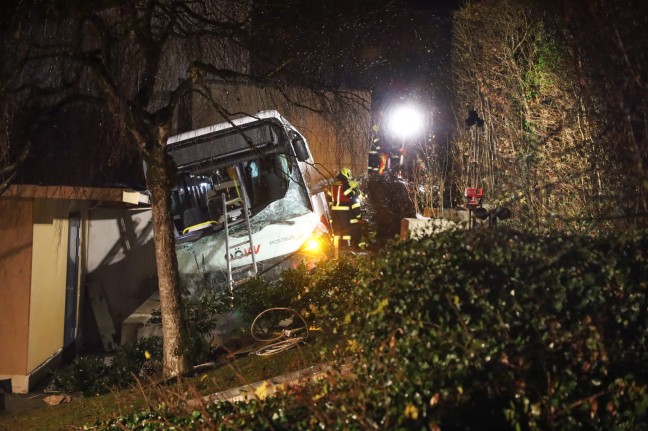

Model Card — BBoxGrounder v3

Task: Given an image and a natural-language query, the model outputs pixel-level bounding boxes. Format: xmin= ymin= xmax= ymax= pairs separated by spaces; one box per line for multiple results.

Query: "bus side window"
xmin=244 ymin=161 xmax=258 ymax=202
xmin=246 ymin=161 xmax=259 ymax=178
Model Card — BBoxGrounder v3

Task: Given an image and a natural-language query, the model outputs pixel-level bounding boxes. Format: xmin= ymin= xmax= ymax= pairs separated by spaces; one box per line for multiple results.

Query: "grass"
xmin=0 ymin=334 xmax=332 ymax=431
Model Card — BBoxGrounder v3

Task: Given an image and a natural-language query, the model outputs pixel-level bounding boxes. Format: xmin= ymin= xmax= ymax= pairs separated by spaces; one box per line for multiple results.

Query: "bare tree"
xmin=4 ymin=0 xmax=256 ymax=377
xmin=4 ymin=0 xmax=371 ymax=377
xmin=0 ymin=7 xmax=32 ymax=195
xmin=557 ymin=0 xmax=648 ymax=222
xmin=0 ymin=97 xmax=30 ymax=195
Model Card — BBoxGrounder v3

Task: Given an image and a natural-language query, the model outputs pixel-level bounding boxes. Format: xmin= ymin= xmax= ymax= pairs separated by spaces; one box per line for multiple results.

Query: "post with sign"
xmin=465 ymin=110 xmax=484 ymax=229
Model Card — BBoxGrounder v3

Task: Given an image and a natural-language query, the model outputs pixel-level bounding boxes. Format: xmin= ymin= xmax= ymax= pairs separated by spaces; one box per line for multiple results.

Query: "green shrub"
xmin=233 ymin=273 xmax=300 ymax=327
xmin=232 ymin=258 xmax=360 ymax=335
xmin=182 ymin=291 xmax=229 ymax=364
xmin=53 ymin=338 xmax=163 ymax=396
xmin=110 ymin=336 xmax=163 ymax=386
xmin=149 ymin=289 xmax=229 ymax=365
xmin=55 ymin=290 xmax=229 ymax=396
xmin=363 ymin=174 xmax=415 ymax=247
xmin=292 ymin=257 xmax=359 ymax=333
xmin=52 ymin=356 xmax=112 ymax=397
xmin=85 ymin=228 xmax=648 ymax=430
xmin=339 ymin=227 xmax=648 ymax=430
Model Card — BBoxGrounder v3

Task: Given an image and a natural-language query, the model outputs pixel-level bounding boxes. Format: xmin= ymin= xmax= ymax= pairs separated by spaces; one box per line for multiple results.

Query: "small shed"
xmin=0 ymin=185 xmax=150 ymax=393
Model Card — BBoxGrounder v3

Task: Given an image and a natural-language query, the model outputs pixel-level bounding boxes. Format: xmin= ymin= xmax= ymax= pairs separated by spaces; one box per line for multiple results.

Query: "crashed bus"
xmin=165 ymin=110 xmax=331 ymax=296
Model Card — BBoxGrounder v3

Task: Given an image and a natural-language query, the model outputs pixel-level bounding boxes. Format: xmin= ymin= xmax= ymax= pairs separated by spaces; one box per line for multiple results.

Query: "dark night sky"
xmin=2 ymin=0 xmax=458 ymax=133
xmin=253 ymin=0 xmax=458 ymax=137
xmin=369 ymin=0 xmax=456 ymax=136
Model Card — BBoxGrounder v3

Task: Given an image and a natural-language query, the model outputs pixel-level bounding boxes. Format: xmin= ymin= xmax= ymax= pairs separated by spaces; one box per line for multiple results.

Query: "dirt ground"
xmin=2 ymin=391 xmax=49 ymax=416
xmin=0 ymin=378 xmax=68 ymax=427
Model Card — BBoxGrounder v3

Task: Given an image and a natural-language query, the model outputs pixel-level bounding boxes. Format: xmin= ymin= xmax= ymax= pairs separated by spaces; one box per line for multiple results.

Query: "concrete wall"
xmin=0 ymin=198 xmax=33 ymax=378
xmin=400 ymin=210 xmax=471 ymax=240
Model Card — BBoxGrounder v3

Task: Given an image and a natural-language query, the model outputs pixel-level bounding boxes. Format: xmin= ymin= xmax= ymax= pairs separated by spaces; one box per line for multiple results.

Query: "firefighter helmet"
xmin=339 ymin=167 xmax=352 ymax=179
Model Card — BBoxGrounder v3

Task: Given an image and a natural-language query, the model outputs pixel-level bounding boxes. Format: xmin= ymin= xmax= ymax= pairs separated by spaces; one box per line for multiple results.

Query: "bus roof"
xmin=167 ymin=110 xmax=288 ymax=145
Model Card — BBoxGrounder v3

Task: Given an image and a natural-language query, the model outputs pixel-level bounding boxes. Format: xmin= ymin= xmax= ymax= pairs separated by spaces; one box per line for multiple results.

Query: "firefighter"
xmin=330 ymin=167 xmax=363 ymax=250
xmin=368 ymin=125 xmax=382 ymax=174
xmin=368 ymin=124 xmax=391 ymax=175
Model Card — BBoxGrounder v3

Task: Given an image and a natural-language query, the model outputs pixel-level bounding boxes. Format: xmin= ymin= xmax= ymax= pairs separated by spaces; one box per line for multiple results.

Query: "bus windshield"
xmin=170 ymin=150 xmax=312 ymax=239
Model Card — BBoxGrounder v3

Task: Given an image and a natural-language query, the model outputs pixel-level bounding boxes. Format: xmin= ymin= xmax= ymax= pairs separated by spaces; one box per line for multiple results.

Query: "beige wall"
xmin=0 ymin=198 xmax=33 ymax=376
xmin=189 ymin=83 xmax=371 ymax=184
xmin=26 ymin=199 xmax=69 ymax=373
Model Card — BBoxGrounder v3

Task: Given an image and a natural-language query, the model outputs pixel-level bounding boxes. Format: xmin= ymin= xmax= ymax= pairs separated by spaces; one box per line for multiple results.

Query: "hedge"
xmin=87 ymin=227 xmax=648 ymax=430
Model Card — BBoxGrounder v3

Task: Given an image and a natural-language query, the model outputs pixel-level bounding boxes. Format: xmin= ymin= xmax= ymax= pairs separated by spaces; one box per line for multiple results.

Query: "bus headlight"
xmin=299 ymin=231 xmax=332 ymax=259
xmin=302 ymin=237 xmax=322 ymax=254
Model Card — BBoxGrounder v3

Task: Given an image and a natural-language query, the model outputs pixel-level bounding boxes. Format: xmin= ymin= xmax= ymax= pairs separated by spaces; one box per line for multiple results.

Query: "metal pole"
xmin=333 ymin=236 xmax=339 ymax=260
xmin=223 ymin=193 xmax=233 ymax=295
xmin=240 ymin=184 xmax=257 ymax=275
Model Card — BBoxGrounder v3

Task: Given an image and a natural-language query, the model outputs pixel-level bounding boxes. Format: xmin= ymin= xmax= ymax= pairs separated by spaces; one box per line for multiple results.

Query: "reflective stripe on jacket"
xmin=331 ymin=179 xmax=357 ymax=207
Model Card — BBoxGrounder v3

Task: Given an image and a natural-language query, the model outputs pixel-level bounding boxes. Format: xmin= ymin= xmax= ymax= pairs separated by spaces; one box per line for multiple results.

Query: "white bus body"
xmin=165 ymin=110 xmax=331 ymax=296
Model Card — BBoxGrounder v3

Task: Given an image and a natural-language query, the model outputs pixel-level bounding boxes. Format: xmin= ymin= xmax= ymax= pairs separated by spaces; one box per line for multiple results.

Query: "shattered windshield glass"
xmin=230 ymin=168 xmax=310 ymax=235
xmin=170 ymin=150 xmax=311 ymax=238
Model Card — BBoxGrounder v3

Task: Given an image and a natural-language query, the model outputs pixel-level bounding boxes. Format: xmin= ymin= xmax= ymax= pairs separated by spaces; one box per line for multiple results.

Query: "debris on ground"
xmin=42 ymin=394 xmax=71 ymax=406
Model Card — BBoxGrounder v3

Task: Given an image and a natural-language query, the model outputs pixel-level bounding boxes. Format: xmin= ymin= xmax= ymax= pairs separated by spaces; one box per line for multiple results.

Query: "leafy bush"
xmin=363 ymin=174 xmax=415 ymax=247
xmin=232 ymin=273 xmax=301 ymax=327
xmin=291 ymin=258 xmax=359 ymax=333
xmin=86 ymin=228 xmax=648 ymax=430
xmin=110 ymin=336 xmax=163 ymax=386
xmin=232 ymin=258 xmax=360 ymax=336
xmin=338 ymin=227 xmax=648 ymax=430
xmin=181 ymin=291 xmax=229 ymax=364
xmin=52 ymin=356 xmax=112 ymax=397
xmin=53 ymin=338 xmax=162 ymax=396
xmin=149 ymin=289 xmax=230 ymax=364
xmin=56 ymin=289 xmax=229 ymax=396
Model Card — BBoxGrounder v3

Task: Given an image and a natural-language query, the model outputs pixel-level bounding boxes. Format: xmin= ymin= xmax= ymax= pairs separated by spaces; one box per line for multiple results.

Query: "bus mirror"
xmin=292 ymin=137 xmax=309 ymax=161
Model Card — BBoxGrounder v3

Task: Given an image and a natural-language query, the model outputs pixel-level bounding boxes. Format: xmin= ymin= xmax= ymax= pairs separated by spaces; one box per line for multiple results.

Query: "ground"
xmin=0 ymin=334 xmax=330 ymax=431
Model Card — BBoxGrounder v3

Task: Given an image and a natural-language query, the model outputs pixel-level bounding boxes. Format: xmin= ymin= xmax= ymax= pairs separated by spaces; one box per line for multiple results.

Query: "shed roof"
xmin=1 ymin=184 xmax=150 ymax=205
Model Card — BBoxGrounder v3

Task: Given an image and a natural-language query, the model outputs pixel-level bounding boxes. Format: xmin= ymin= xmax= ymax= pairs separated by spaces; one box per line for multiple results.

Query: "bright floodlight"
xmin=389 ymin=105 xmax=424 ymax=139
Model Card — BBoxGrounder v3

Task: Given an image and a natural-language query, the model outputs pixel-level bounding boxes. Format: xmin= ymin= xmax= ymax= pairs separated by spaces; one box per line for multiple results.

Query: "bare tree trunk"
xmin=146 ymin=144 xmax=189 ymax=378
